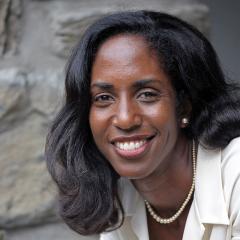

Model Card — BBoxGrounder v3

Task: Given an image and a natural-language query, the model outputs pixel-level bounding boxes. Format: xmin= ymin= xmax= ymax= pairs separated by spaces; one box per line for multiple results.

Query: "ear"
xmin=178 ymin=98 xmax=192 ymax=129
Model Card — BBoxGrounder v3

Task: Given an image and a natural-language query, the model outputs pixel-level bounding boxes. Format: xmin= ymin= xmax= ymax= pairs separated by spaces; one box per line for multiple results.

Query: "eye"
xmin=137 ymin=90 xmax=160 ymax=102
xmin=92 ymin=93 xmax=114 ymax=106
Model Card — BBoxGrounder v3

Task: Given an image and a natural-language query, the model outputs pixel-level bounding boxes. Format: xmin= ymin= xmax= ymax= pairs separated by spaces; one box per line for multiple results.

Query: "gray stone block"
xmin=49 ymin=1 xmax=209 ymax=58
xmin=6 ymin=222 xmax=98 ymax=240
xmin=0 ymin=0 xmax=22 ymax=56
xmin=0 ymin=68 xmax=64 ymax=229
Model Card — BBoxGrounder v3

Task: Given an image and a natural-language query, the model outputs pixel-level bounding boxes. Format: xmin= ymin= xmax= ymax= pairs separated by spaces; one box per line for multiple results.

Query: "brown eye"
xmin=95 ymin=95 xmax=113 ymax=101
xmin=93 ymin=94 xmax=114 ymax=106
xmin=137 ymin=90 xmax=159 ymax=102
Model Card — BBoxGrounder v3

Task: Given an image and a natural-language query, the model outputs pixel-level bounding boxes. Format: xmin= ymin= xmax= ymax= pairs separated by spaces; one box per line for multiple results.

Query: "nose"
xmin=112 ymin=97 xmax=142 ymax=131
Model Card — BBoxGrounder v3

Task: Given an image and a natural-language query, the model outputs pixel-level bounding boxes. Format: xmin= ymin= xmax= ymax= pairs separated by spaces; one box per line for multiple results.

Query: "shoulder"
xmin=118 ymin=177 xmax=141 ymax=216
xmin=100 ymin=178 xmax=143 ymax=240
xmin=222 ymin=136 xmax=240 ymax=160
xmin=221 ymin=137 xmax=240 ymax=232
xmin=220 ymin=137 xmax=240 ymax=198
xmin=221 ymin=137 xmax=240 ymax=183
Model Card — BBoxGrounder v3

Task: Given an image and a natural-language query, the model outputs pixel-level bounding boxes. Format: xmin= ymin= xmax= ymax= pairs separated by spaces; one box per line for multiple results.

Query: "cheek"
xmin=89 ymin=109 xmax=113 ymax=161
xmin=142 ymin=103 xmax=178 ymax=126
xmin=89 ymin=108 xmax=109 ymax=142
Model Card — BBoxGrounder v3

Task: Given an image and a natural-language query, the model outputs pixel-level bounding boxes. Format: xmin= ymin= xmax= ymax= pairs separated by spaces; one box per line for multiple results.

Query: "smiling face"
xmin=89 ymin=34 xmax=185 ymax=179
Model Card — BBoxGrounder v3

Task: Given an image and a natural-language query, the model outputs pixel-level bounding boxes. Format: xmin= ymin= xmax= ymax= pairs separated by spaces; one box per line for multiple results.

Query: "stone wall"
xmin=0 ymin=0 xmax=209 ymax=239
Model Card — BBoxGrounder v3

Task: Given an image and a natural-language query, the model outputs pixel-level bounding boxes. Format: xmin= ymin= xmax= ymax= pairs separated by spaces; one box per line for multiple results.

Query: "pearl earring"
xmin=182 ymin=118 xmax=189 ymax=125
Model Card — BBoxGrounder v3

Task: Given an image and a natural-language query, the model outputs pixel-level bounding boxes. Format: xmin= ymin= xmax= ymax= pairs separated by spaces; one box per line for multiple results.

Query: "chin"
xmin=116 ymin=167 xmax=152 ymax=180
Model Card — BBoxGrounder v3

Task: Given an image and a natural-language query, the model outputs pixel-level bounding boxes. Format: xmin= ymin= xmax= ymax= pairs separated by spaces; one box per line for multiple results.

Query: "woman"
xmin=45 ymin=11 xmax=240 ymax=239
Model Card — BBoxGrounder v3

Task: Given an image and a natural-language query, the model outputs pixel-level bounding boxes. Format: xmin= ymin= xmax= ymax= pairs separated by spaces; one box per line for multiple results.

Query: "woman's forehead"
xmin=90 ymin=34 xmax=173 ymax=93
xmin=93 ymin=34 xmax=154 ymax=65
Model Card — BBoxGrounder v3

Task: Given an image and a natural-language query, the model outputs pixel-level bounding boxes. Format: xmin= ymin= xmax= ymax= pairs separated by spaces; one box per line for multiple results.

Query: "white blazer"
xmin=100 ymin=137 xmax=240 ymax=240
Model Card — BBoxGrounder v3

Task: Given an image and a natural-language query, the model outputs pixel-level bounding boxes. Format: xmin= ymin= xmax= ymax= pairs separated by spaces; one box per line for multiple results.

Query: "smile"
xmin=115 ymin=140 xmax=146 ymax=151
xmin=111 ymin=135 xmax=155 ymax=159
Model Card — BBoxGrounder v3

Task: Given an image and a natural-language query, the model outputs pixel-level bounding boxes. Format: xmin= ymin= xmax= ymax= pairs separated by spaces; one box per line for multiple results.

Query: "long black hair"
xmin=45 ymin=10 xmax=240 ymax=235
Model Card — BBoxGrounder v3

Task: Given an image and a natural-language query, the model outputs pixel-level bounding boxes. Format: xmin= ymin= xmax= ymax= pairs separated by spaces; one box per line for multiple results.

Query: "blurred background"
xmin=0 ymin=0 xmax=239 ymax=240
xmin=200 ymin=0 xmax=240 ymax=81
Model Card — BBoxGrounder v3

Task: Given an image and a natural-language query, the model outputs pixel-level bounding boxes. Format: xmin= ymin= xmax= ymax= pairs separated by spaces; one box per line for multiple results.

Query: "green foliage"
xmin=0 ymin=230 xmax=5 ymax=240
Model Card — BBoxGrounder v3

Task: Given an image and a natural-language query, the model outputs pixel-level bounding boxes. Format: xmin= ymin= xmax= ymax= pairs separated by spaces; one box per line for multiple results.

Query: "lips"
xmin=111 ymin=134 xmax=155 ymax=159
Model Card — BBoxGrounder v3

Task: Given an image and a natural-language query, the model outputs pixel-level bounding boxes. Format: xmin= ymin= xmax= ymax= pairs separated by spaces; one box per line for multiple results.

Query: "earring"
xmin=182 ymin=118 xmax=189 ymax=125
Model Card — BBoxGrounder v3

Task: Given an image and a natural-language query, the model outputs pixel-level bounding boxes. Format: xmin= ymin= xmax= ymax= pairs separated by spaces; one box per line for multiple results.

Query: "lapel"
xmin=119 ymin=178 xmax=149 ymax=240
xmin=182 ymin=196 xmax=205 ymax=239
xmin=131 ymin=197 xmax=149 ymax=240
xmin=183 ymin=143 xmax=230 ymax=240
xmin=195 ymin=144 xmax=229 ymax=225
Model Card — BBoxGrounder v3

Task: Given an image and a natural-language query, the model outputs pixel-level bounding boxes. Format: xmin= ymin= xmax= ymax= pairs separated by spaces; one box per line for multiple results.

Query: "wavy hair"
xmin=45 ymin=10 xmax=240 ymax=235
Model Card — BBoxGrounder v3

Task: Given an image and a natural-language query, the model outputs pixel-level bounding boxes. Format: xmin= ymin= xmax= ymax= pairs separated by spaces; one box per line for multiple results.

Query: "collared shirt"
xmin=100 ymin=137 xmax=240 ymax=240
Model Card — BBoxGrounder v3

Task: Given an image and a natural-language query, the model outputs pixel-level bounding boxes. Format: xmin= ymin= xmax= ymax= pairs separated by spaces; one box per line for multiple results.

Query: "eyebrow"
xmin=132 ymin=79 xmax=162 ymax=89
xmin=91 ymin=82 xmax=114 ymax=90
xmin=91 ymin=79 xmax=162 ymax=90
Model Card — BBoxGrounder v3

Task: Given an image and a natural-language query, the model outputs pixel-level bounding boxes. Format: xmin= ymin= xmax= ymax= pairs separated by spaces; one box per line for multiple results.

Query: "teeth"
xmin=115 ymin=140 xmax=146 ymax=151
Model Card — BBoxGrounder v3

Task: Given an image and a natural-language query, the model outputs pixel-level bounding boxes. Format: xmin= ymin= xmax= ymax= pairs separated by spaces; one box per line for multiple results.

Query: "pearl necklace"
xmin=145 ymin=140 xmax=197 ymax=224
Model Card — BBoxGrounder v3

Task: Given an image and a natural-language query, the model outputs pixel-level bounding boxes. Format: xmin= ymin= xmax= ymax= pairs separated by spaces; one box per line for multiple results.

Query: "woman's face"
xmin=89 ymin=34 xmax=183 ymax=179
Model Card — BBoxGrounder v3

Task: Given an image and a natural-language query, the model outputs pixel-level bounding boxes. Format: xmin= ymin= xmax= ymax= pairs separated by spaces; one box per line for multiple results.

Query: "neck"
xmin=131 ymin=135 xmax=193 ymax=216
